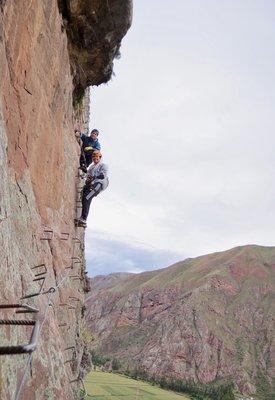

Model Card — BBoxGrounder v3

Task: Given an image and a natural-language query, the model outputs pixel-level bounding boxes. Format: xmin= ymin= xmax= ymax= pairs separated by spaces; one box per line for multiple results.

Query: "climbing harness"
xmin=86 ymin=182 xmax=102 ymax=200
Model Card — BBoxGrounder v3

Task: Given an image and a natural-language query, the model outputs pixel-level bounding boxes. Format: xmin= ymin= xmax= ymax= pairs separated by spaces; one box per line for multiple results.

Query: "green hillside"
xmin=86 ymin=245 xmax=275 ymax=398
xmin=105 ymin=245 xmax=275 ymax=295
xmin=84 ymin=371 xmax=192 ymax=399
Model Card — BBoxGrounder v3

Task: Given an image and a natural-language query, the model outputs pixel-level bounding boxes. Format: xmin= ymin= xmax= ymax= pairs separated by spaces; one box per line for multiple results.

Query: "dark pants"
xmin=81 ymin=182 xmax=102 ymax=220
xmin=79 ymin=150 xmax=93 ymax=171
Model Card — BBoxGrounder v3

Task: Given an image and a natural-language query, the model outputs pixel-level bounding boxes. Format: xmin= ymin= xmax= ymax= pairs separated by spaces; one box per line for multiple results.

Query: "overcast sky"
xmin=86 ymin=0 xmax=275 ymax=277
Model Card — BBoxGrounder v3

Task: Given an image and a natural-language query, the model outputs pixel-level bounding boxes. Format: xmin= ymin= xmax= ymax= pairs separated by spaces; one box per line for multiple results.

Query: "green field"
xmin=84 ymin=371 xmax=191 ymax=399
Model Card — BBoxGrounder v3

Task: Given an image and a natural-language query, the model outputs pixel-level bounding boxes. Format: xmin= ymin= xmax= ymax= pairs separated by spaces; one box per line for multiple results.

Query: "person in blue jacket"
xmin=75 ymin=128 xmax=101 ymax=172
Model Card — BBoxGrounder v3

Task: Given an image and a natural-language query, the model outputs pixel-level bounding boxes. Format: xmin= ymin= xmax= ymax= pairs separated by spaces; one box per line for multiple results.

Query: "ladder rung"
xmin=0 ymin=304 xmax=21 ymax=309
xmin=65 ymin=358 xmax=74 ymax=364
xmin=33 ymin=277 xmax=45 ymax=282
xmin=0 ymin=346 xmax=28 ymax=355
xmin=33 ymin=271 xmax=47 ymax=277
xmin=0 ymin=344 xmax=35 ymax=355
xmin=0 ymin=319 xmax=35 ymax=325
xmin=21 ymin=292 xmax=41 ymax=300
xmin=0 ymin=304 xmax=38 ymax=313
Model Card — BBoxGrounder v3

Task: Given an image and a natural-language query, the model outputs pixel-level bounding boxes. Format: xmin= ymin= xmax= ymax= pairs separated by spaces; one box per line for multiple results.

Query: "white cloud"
xmin=85 ymin=230 xmax=181 ymax=276
xmin=86 ymin=1 xmax=275 ymax=274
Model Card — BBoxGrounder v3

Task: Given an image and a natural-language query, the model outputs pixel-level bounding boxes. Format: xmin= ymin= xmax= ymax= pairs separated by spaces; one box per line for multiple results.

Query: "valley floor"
xmin=84 ymin=371 xmax=191 ymax=399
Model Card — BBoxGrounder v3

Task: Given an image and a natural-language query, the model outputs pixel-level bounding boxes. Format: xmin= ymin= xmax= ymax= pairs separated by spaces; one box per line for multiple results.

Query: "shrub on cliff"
xmin=91 ymin=350 xmax=110 ymax=367
xmin=256 ymin=372 xmax=275 ymax=400
xmin=112 ymin=357 xmax=121 ymax=371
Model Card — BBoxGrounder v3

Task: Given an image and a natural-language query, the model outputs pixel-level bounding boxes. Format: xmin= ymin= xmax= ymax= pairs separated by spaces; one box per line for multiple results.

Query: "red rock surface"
xmin=86 ymin=245 xmax=275 ymax=397
xmin=0 ymin=1 xmax=131 ymax=399
xmin=0 ymin=3 xmax=87 ymax=399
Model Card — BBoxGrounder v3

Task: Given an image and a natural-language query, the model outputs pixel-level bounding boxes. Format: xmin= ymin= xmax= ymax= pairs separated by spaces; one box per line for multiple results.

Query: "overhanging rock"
xmin=58 ymin=0 xmax=133 ymax=103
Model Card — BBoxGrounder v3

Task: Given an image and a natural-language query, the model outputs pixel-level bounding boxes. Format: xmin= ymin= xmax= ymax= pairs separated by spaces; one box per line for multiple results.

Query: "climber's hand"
xmin=85 ymin=176 xmax=92 ymax=185
xmin=74 ymin=129 xmax=81 ymax=138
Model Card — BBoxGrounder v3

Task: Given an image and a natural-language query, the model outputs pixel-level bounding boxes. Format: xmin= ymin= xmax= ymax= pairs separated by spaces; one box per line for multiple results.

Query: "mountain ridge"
xmin=85 ymin=244 xmax=275 ymax=398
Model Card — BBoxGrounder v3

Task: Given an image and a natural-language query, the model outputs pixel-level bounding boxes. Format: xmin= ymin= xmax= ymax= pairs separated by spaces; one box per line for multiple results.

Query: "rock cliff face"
xmin=58 ymin=0 xmax=133 ymax=103
xmin=0 ymin=1 xmax=131 ymax=399
xmin=86 ymin=245 xmax=275 ymax=398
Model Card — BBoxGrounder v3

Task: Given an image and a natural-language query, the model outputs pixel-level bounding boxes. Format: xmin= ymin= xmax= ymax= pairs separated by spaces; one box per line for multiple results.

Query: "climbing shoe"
xmin=80 ymin=166 xmax=87 ymax=173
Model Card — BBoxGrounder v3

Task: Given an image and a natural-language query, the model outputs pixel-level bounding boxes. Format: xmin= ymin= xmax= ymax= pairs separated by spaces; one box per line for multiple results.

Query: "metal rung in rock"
xmin=21 ymin=264 xmax=49 ymax=300
xmin=0 ymin=304 xmax=38 ymax=312
xmin=0 ymin=320 xmax=35 ymax=325
xmin=0 ymin=304 xmax=21 ymax=309
xmin=16 ymin=309 xmax=38 ymax=314
xmin=69 ymin=275 xmax=82 ymax=281
xmin=66 ymin=255 xmax=83 ymax=270
xmin=60 ymin=232 xmax=70 ymax=241
xmin=33 ymin=276 xmax=46 ymax=283
xmin=31 ymin=264 xmax=47 ymax=276
xmin=21 ymin=279 xmax=45 ymax=299
xmin=65 ymin=358 xmax=75 ymax=364
xmin=0 ymin=304 xmax=40 ymax=355
xmin=73 ymin=237 xmax=84 ymax=251
xmin=0 ymin=346 xmax=35 ymax=355
xmin=59 ymin=303 xmax=76 ymax=310
xmin=68 ymin=297 xmax=80 ymax=302
xmin=74 ymin=239 xmax=83 ymax=246
xmin=40 ymin=229 xmax=53 ymax=241
xmin=33 ymin=271 xmax=46 ymax=278
xmin=70 ymin=378 xmax=79 ymax=383
xmin=21 ymin=287 xmax=55 ymax=300
xmin=64 ymin=346 xmax=76 ymax=364
xmin=71 ymin=257 xmax=82 ymax=264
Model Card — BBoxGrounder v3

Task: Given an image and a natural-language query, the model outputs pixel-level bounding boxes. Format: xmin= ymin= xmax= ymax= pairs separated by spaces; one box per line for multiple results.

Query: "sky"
xmin=86 ymin=0 xmax=275 ymax=277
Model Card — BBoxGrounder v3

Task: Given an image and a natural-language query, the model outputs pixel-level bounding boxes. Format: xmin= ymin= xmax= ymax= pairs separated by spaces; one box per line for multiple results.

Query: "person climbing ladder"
xmin=75 ymin=127 xmax=101 ymax=172
xmin=75 ymin=150 xmax=109 ymax=228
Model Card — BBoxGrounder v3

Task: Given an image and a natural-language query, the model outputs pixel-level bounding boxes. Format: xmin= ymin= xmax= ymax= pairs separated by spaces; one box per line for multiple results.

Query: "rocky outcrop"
xmin=0 ymin=1 xmax=131 ymax=399
xmin=85 ymin=245 xmax=275 ymax=398
xmin=58 ymin=0 xmax=133 ymax=103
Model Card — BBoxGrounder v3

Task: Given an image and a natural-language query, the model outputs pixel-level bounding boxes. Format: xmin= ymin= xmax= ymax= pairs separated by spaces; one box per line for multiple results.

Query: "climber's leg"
xmin=81 ymin=183 xmax=102 ymax=221
xmin=85 ymin=152 xmax=93 ymax=168
xmin=79 ymin=153 xmax=85 ymax=168
xmin=79 ymin=149 xmax=88 ymax=173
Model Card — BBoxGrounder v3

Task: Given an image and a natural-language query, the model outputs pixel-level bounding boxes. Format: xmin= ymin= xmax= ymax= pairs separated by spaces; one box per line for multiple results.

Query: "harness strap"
xmin=85 ymin=182 xmax=102 ymax=200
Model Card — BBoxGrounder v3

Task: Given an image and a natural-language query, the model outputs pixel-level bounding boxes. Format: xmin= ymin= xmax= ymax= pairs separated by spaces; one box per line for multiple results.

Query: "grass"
xmin=84 ymin=371 xmax=192 ymax=399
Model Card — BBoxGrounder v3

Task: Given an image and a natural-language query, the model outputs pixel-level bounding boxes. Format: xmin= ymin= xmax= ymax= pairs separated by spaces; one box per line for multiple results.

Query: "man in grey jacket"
xmin=76 ymin=150 xmax=109 ymax=228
